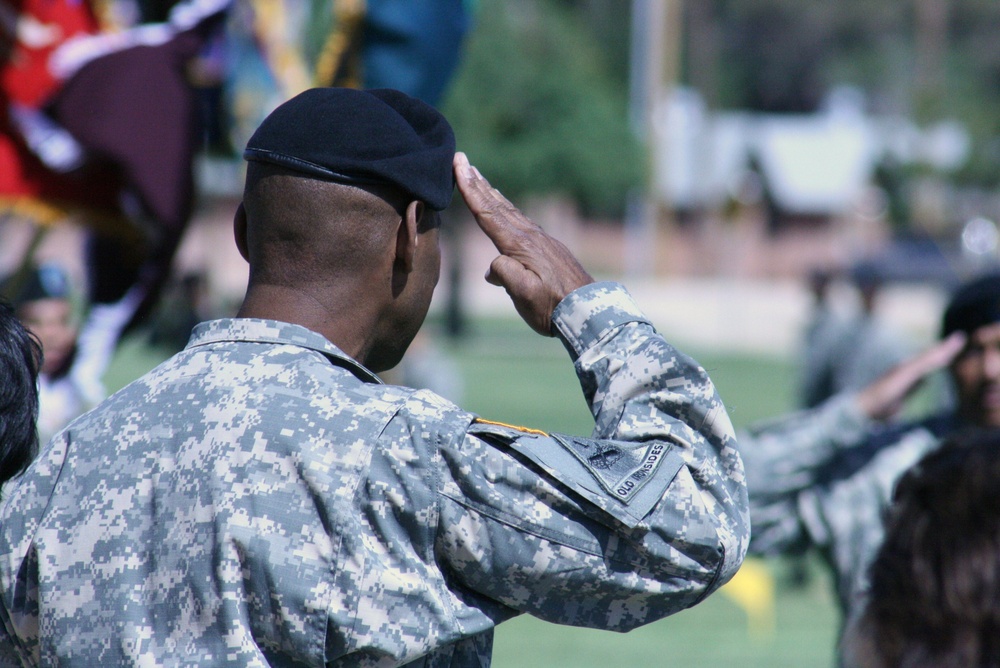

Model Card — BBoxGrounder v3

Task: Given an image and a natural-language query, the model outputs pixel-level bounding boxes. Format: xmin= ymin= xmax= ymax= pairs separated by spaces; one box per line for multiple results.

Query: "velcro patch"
xmin=552 ymin=434 xmax=669 ymax=503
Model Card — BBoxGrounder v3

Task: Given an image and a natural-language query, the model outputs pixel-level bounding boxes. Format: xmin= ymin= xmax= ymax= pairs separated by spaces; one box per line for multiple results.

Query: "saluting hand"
xmin=454 ymin=152 xmax=594 ymax=336
xmin=856 ymin=331 xmax=967 ymax=421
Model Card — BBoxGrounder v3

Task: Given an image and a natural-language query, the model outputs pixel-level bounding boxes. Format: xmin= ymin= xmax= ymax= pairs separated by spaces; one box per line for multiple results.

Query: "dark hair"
xmin=0 ymin=301 xmax=42 ymax=491
xmin=852 ymin=429 xmax=1000 ymax=667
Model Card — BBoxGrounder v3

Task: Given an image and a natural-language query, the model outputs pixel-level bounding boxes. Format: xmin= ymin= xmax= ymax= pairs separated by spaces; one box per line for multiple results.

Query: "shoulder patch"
xmin=493 ymin=431 xmax=685 ymax=528
xmin=551 ymin=434 xmax=670 ymax=503
xmin=472 ymin=418 xmax=548 ymax=436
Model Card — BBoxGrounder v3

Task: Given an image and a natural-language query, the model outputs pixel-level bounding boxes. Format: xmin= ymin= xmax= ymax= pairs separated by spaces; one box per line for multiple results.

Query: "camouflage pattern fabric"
xmin=0 ymin=282 xmax=748 ymax=666
xmin=741 ymin=395 xmax=956 ymax=623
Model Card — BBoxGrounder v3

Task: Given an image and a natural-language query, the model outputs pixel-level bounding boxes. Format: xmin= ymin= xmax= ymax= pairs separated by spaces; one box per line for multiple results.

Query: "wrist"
xmin=551 ymin=282 xmax=651 ymax=358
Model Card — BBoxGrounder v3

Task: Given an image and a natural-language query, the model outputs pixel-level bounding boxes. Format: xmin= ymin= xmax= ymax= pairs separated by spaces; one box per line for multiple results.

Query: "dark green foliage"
xmin=442 ymin=0 xmax=646 ymax=217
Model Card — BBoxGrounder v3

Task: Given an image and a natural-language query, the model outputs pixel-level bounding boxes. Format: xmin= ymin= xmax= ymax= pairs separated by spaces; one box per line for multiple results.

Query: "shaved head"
xmin=235 ymin=162 xmax=443 ymax=371
xmin=241 ymin=162 xmax=407 ymax=289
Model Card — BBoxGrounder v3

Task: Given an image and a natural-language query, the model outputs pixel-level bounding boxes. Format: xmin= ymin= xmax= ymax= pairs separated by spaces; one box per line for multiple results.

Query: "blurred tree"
xmin=946 ymin=1 xmax=1000 ymax=186
xmin=443 ymin=0 xmax=1000 ymax=211
xmin=441 ymin=0 xmax=645 ymax=217
xmin=710 ymin=1 xmax=908 ymax=113
xmin=551 ymin=0 xmax=633 ymax=83
xmin=700 ymin=0 xmax=1000 ymax=186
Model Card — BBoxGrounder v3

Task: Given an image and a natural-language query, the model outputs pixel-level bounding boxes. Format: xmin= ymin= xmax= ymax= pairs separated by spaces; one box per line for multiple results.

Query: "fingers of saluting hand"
xmin=452 ymin=151 xmax=594 ymax=335
xmin=916 ymin=331 xmax=967 ymax=372
xmin=858 ymin=331 xmax=967 ymax=421
xmin=452 ymin=151 xmax=590 ymax=282
xmin=454 ymin=151 xmax=534 ymax=249
xmin=892 ymin=332 xmax=968 ymax=389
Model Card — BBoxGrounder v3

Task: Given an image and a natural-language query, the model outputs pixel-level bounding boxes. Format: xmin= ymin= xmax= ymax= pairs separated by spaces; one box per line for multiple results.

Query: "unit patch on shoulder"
xmin=552 ymin=434 xmax=670 ymax=503
xmin=472 ymin=418 xmax=548 ymax=436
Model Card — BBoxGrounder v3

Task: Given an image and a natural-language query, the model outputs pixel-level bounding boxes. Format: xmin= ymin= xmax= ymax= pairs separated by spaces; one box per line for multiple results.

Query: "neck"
xmin=237 ymin=283 xmax=380 ymax=363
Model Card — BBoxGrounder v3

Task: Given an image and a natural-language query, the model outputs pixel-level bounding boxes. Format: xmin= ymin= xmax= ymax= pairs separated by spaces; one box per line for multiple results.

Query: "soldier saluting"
xmin=0 ymin=87 xmax=748 ymax=666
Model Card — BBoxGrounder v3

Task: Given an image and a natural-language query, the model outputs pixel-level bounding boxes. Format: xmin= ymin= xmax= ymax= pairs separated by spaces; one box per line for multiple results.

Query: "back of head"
xmin=0 ymin=301 xmax=41 ymax=492
xmin=241 ymin=164 xmax=405 ymax=287
xmin=847 ymin=429 xmax=1000 ymax=667
xmin=240 ymin=87 xmax=456 ymax=288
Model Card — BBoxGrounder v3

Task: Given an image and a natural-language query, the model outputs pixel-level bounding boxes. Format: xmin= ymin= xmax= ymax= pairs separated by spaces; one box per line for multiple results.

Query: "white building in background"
xmin=655 ymin=85 xmax=970 ymax=221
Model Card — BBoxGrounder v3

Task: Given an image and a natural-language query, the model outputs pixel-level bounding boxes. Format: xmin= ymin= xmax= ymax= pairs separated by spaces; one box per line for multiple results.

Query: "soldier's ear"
xmin=234 ymin=203 xmax=249 ymax=263
xmin=394 ymin=200 xmax=423 ymax=274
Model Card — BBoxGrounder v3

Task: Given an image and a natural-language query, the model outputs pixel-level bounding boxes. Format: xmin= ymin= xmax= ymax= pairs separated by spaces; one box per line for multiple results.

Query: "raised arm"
xmin=742 ymin=332 xmax=966 ymax=555
xmin=435 ymin=154 xmax=748 ymax=630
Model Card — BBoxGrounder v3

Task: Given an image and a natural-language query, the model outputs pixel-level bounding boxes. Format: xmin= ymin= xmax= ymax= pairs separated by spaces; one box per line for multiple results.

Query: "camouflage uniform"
xmin=742 ymin=395 xmax=955 ymax=623
xmin=0 ymin=282 xmax=748 ymax=667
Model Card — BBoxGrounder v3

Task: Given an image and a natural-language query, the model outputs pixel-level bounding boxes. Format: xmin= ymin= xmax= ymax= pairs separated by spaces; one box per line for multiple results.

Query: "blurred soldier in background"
xmin=798 ymin=266 xmax=847 ymax=409
xmin=798 ymin=264 xmax=911 ymax=411
xmin=743 ymin=271 xmax=1000 ymax=659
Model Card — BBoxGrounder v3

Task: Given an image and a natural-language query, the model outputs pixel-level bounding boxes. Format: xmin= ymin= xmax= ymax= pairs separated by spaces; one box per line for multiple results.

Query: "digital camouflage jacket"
xmin=0 ymin=282 xmax=748 ymax=667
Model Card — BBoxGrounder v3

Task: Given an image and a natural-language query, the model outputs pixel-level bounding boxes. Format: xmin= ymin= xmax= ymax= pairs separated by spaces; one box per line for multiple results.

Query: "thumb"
xmin=487 ymin=255 xmax=534 ymax=291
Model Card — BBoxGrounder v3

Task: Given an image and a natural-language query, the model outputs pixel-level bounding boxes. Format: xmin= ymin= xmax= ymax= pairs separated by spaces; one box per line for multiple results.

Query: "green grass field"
xmin=106 ymin=315 xmax=840 ymax=667
xmin=441 ymin=318 xmax=839 ymax=667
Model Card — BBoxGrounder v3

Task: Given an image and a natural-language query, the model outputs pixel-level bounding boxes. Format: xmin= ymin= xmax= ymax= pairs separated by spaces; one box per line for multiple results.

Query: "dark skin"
xmin=233 ymin=152 xmax=594 ymax=373
xmin=454 ymin=152 xmax=594 ymax=335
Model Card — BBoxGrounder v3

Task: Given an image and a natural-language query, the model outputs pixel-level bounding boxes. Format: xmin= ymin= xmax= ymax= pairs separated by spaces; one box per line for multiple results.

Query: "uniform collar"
xmin=185 ymin=318 xmax=382 ymax=384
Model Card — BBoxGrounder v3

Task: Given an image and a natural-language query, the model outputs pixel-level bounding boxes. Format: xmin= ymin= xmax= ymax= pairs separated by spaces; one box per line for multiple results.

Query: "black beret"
xmin=244 ymin=87 xmax=456 ymax=211
xmin=941 ymin=272 xmax=1000 ymax=338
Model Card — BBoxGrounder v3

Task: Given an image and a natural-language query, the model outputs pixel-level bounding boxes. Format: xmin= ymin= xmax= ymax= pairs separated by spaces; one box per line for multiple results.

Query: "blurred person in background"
xmin=829 ymin=264 xmax=912 ymax=401
xmin=841 ymin=428 xmax=1000 ymax=668
xmin=799 ymin=264 xmax=911 ymax=411
xmin=0 ymin=299 xmax=41 ymax=501
xmin=789 ymin=264 xmax=849 ymax=588
xmin=742 ymin=271 xmax=1000 ymax=659
xmin=7 ymin=263 xmax=93 ymax=444
xmin=798 ymin=266 xmax=848 ymax=409
xmin=0 ymin=0 xmax=230 ymax=405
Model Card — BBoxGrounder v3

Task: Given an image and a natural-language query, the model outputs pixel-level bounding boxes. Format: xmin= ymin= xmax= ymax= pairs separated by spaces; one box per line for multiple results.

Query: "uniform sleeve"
xmin=739 ymin=393 xmax=873 ymax=556
xmin=0 ymin=629 xmax=21 ymax=668
xmin=435 ymin=282 xmax=748 ymax=632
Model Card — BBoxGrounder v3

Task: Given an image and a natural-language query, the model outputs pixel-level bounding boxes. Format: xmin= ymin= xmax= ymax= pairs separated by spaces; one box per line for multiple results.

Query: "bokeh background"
xmin=5 ymin=1 xmax=1000 ymax=665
